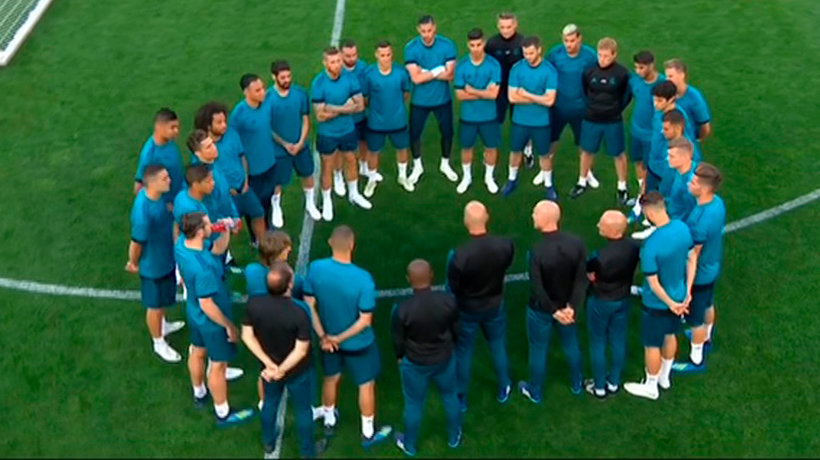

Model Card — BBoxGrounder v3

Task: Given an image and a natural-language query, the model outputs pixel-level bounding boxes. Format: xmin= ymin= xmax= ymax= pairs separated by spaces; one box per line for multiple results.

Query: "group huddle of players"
xmin=125 ymin=10 xmax=727 ymax=458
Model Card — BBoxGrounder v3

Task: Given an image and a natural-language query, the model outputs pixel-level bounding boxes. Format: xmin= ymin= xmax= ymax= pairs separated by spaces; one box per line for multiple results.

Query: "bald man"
xmin=519 ymin=201 xmax=587 ymax=403
xmin=583 ymin=210 xmax=640 ymax=399
xmin=303 ymin=225 xmax=392 ymax=447
xmin=446 ymin=200 xmax=514 ymax=411
xmin=392 ymin=259 xmax=462 ymax=455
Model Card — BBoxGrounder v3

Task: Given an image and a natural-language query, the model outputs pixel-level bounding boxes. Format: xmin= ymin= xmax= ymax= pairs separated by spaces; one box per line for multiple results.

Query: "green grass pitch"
xmin=1 ymin=0 xmax=819 ymax=457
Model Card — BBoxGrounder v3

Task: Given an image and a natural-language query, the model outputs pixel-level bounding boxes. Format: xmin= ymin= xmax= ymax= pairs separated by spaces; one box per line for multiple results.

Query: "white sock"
xmin=543 ymin=170 xmax=553 ymax=187
xmin=359 ymin=160 xmax=366 ymax=170
xmin=257 ymin=399 xmax=264 ymax=411
xmin=461 ymin=163 xmax=471 ymax=179
xmin=152 ymin=337 xmax=165 ymax=347
xmin=413 ymin=158 xmax=422 ymax=169
xmin=364 ymin=164 xmax=372 ymax=177
xmin=214 ymin=402 xmax=230 ymax=418
xmin=484 ymin=163 xmax=495 ymax=180
xmin=304 ymin=188 xmax=314 ymax=205
xmin=577 ymin=176 xmax=588 ymax=186
xmin=322 ymin=405 xmax=336 ymax=426
xmin=508 ymin=166 xmax=519 ymax=181
xmin=440 ymin=158 xmax=451 ymax=169
xmin=272 ymin=193 xmax=281 ymax=206
xmin=322 ymin=188 xmax=331 ymax=202
xmin=706 ymin=323 xmax=714 ymax=341
xmin=660 ymin=358 xmax=673 ymax=382
xmin=193 ymin=384 xmax=207 ymax=399
xmin=645 ymin=370 xmax=659 ymax=389
xmin=347 ymin=180 xmax=358 ymax=197
xmin=398 ymin=162 xmax=408 ymax=179
xmin=690 ymin=343 xmax=704 ymax=365
xmin=617 ymin=180 xmax=627 ymax=191
xmin=361 ymin=415 xmax=375 ymax=438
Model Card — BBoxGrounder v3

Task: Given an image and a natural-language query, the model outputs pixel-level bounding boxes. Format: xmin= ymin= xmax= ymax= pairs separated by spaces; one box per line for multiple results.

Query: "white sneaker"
xmin=306 ymin=202 xmax=322 ymax=221
xmin=153 ymin=341 xmax=182 ymax=363
xmin=659 ymin=377 xmax=671 ymax=390
xmin=456 ymin=177 xmax=471 ymax=194
xmin=408 ymin=164 xmax=423 ymax=185
xmin=162 ymin=320 xmax=185 ymax=337
xmin=369 ymin=170 xmax=384 ymax=182
xmin=523 ymin=143 xmax=533 ymax=157
xmin=624 ymin=380 xmax=659 ymax=400
xmin=440 ymin=161 xmax=458 ymax=182
xmin=271 ymin=203 xmax=284 ymax=228
xmin=226 ymin=366 xmax=244 ymax=381
xmin=532 ymin=170 xmax=544 ymax=186
xmin=333 ymin=172 xmax=346 ymax=197
xmin=349 ymin=192 xmax=372 ymax=210
xmin=322 ymin=199 xmax=333 ymax=222
xmin=311 ymin=406 xmax=324 ymax=422
xmin=631 ymin=226 xmax=656 ymax=240
xmin=587 ymin=171 xmax=601 ymax=189
xmin=398 ymin=176 xmax=415 ymax=192
xmin=363 ymin=179 xmax=378 ymax=198
xmin=485 ymin=178 xmax=499 ymax=194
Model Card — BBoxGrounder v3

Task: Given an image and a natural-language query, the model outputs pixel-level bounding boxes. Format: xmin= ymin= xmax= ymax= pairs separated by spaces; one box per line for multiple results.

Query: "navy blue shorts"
xmin=321 ymin=341 xmax=381 ymax=386
xmin=630 ymin=133 xmax=652 ymax=163
xmin=550 ymin=107 xmax=584 ymax=144
xmin=459 ymin=120 xmax=501 ymax=149
xmin=580 ymin=120 xmax=626 ymax=156
xmin=189 ymin=321 xmax=237 ymax=363
xmin=510 ymin=123 xmax=550 ymax=155
xmin=641 ymin=305 xmax=680 ymax=348
xmin=232 ymin=188 xmax=265 ymax=219
xmin=685 ymin=283 xmax=715 ymax=327
xmin=365 ymin=127 xmax=410 ymax=153
xmin=354 ymin=119 xmax=368 ymax=142
xmin=316 ymin=131 xmax=357 ymax=155
xmin=140 ymin=271 xmax=176 ymax=309
xmin=271 ymin=147 xmax=315 ymax=186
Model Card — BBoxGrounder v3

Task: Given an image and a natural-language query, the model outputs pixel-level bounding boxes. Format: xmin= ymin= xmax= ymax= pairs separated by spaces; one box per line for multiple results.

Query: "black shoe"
xmin=569 ymin=184 xmax=587 ymax=199
xmin=617 ymin=189 xmax=629 ymax=206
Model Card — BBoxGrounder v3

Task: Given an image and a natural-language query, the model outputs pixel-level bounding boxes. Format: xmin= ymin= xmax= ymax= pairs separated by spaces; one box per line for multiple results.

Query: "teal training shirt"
xmin=546 ymin=44 xmax=597 ymax=112
xmin=214 ymin=128 xmax=246 ymax=191
xmin=666 ymin=163 xmax=698 ymax=221
xmin=135 ymin=136 xmax=184 ymax=204
xmin=345 ymin=59 xmax=368 ymax=124
xmin=310 ymin=70 xmax=362 ymax=137
xmin=268 ymin=84 xmax=310 ymax=158
xmin=362 ymin=63 xmax=410 ymax=132
xmin=676 ymin=85 xmax=711 ymax=127
xmin=686 ymin=195 xmax=726 ymax=285
xmin=130 ymin=189 xmax=175 ymax=278
xmin=303 ymin=258 xmax=376 ymax=352
xmin=508 ymin=58 xmax=557 ymax=127
xmin=640 ymin=219 xmax=694 ymax=310
xmin=628 ymin=73 xmax=666 ymax=140
xmin=175 ymin=238 xmax=232 ymax=328
xmin=454 ymin=54 xmax=502 ymax=123
xmin=172 ymin=189 xmax=209 ymax=225
xmin=229 ymin=99 xmax=277 ymax=175
xmin=404 ymin=35 xmax=457 ymax=107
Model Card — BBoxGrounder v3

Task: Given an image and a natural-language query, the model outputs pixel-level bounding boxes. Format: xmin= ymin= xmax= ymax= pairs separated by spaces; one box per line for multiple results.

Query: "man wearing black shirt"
xmin=242 ymin=263 xmax=324 ymax=459
xmin=518 ymin=200 xmax=587 ymax=403
xmin=446 ymin=200 xmax=514 ymax=411
xmin=584 ymin=210 xmax=640 ymax=399
xmin=392 ymin=259 xmax=462 ymax=456
xmin=572 ymin=37 xmax=632 ymax=204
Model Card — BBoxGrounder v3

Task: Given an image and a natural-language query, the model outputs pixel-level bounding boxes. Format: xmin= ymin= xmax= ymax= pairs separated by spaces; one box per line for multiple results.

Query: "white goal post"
xmin=0 ymin=0 xmax=53 ymax=66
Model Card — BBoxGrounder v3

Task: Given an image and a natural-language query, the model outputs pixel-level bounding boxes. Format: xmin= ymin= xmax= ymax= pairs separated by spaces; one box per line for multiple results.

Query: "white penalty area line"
xmin=1 ymin=166 xmax=818 ymax=303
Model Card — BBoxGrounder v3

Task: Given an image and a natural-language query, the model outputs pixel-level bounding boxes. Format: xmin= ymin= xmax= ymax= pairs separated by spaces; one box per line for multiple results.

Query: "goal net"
xmin=0 ymin=0 xmax=53 ymax=66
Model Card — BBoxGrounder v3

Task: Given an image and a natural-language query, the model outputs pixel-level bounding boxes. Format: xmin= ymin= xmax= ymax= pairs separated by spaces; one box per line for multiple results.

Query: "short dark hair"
xmin=181 ymin=212 xmax=207 ymax=239
xmin=375 ymin=40 xmax=391 ymax=50
xmin=521 ymin=35 xmax=541 ymax=49
xmin=418 ymin=14 xmax=435 ymax=25
xmin=633 ymin=50 xmax=655 ymax=65
xmin=240 ymin=73 xmax=261 ymax=90
xmin=497 ymin=11 xmax=517 ymax=21
xmin=186 ymin=129 xmax=209 ymax=153
xmin=324 ymin=46 xmax=340 ymax=56
xmin=695 ymin=162 xmax=723 ymax=191
xmin=652 ymin=80 xmax=678 ymax=100
xmin=640 ymin=191 xmax=666 ymax=209
xmin=193 ymin=101 xmax=228 ymax=132
xmin=266 ymin=261 xmax=294 ymax=296
xmin=340 ymin=38 xmax=356 ymax=49
xmin=663 ymin=108 xmax=686 ymax=126
xmin=185 ymin=164 xmax=211 ymax=186
xmin=467 ymin=28 xmax=483 ymax=41
xmin=143 ymin=164 xmax=166 ymax=183
xmin=154 ymin=108 xmax=178 ymax=123
xmin=270 ymin=60 xmax=290 ymax=76
xmin=258 ymin=230 xmax=292 ymax=267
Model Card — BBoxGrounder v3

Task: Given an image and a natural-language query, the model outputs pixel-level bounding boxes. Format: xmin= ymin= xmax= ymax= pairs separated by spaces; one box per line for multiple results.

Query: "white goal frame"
xmin=0 ymin=0 xmax=53 ymax=66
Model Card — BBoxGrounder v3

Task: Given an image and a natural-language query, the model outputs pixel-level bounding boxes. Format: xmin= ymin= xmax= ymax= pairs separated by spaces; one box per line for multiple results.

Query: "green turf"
xmin=1 ymin=0 xmax=819 ymax=457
